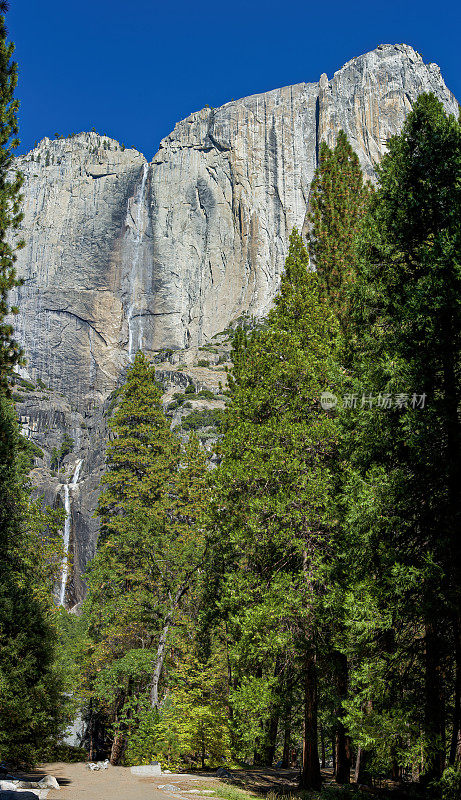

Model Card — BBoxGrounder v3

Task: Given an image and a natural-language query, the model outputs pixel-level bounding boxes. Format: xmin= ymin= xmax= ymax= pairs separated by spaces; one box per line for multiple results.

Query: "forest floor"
xmin=23 ymin=763 xmax=409 ymax=800
xmin=21 ymin=764 xmax=221 ymax=800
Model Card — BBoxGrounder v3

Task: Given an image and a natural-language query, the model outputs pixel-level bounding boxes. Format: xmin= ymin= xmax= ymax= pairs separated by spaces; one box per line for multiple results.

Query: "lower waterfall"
xmin=59 ymin=459 xmax=83 ymax=606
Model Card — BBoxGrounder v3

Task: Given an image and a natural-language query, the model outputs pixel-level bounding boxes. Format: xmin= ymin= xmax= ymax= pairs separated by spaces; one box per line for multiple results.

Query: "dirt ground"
xmin=18 ymin=764 xmax=337 ymax=800
xmin=21 ymin=764 xmax=221 ymax=800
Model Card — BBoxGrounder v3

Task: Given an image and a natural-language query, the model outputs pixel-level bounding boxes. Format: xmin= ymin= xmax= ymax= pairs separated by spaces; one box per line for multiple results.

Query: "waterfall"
xmin=59 ymin=459 xmax=83 ymax=607
xmin=127 ymin=163 xmax=149 ymax=361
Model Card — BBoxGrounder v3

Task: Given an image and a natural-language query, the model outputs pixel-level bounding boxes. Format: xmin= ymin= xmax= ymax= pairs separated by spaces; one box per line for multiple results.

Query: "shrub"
xmin=181 ymin=409 xmax=224 ymax=432
xmin=50 ymin=435 xmax=74 ymax=471
xmin=433 ymin=767 xmax=461 ymax=800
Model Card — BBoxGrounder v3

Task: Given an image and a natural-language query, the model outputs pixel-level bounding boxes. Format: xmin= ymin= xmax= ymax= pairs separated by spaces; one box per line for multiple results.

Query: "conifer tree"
xmin=210 ymin=229 xmax=339 ymax=788
xmin=0 ymin=7 xmax=63 ymax=764
xmin=342 ymin=93 xmax=461 ymax=783
xmin=308 ymin=130 xmax=371 ymax=339
xmin=0 ymin=8 xmax=24 ymax=391
xmin=84 ymin=354 xmax=210 ymax=764
xmin=304 ymin=130 xmax=371 ymax=784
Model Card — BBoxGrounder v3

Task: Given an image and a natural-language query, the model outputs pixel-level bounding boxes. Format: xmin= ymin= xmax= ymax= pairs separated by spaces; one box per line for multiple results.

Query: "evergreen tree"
xmin=0 ymin=9 xmax=24 ymax=392
xmin=302 ymin=130 xmax=372 ymax=784
xmin=83 ymin=354 xmax=210 ymax=764
xmin=0 ymin=397 xmax=63 ymax=764
xmin=308 ymin=129 xmax=371 ymax=340
xmin=0 ymin=7 xmax=64 ymax=765
xmin=342 ymin=93 xmax=461 ymax=783
xmin=208 ymin=229 xmax=339 ymax=787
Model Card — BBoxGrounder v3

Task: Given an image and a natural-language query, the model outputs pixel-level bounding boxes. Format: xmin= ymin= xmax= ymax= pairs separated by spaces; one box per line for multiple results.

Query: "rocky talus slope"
xmin=10 ymin=44 xmax=457 ymax=606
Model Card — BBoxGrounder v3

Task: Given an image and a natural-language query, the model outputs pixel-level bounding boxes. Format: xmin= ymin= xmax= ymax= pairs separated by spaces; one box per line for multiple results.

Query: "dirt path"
xmin=29 ymin=764 xmax=219 ymax=800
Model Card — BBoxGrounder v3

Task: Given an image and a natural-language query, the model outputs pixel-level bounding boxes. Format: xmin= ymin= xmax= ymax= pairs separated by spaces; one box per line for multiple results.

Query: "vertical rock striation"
xmin=10 ymin=44 xmax=458 ymax=600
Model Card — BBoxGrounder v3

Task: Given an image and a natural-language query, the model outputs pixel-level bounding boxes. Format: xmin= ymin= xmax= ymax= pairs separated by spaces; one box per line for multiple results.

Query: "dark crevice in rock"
xmin=43 ymin=308 xmax=109 ymax=346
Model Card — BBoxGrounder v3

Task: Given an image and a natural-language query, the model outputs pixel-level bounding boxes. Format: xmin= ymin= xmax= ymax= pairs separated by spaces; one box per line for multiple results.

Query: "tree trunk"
xmin=262 ymin=708 xmax=279 ymax=767
xmin=299 ymin=650 xmax=321 ymax=789
xmin=354 ymin=747 xmax=372 ymax=785
xmin=150 ymin=586 xmax=188 ymax=709
xmin=450 ymin=615 xmax=461 ymax=765
xmin=281 ymin=710 xmax=291 ymax=768
xmin=110 ymin=731 xmax=126 ymax=765
xmin=422 ymin=621 xmax=445 ymax=782
xmin=150 ymin=618 xmax=171 ymax=709
xmin=335 ymin=726 xmax=351 ymax=784
xmin=334 ymin=652 xmax=350 ymax=784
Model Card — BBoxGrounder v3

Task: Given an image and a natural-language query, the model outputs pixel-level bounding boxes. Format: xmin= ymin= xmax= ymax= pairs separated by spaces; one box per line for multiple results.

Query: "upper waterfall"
xmin=127 ymin=162 xmax=149 ymax=361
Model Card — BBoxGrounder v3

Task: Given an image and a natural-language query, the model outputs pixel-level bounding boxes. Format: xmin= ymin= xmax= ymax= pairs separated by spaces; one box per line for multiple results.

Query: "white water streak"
xmin=59 ymin=459 xmax=83 ymax=607
xmin=127 ymin=163 xmax=148 ymax=361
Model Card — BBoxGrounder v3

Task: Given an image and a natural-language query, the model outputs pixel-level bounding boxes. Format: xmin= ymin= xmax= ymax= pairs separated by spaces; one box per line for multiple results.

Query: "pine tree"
xmin=96 ymin=352 xmax=180 ymax=543
xmin=0 ymin=397 xmax=63 ymax=764
xmin=84 ymin=354 xmax=210 ymax=764
xmin=307 ymin=129 xmax=372 ymax=784
xmin=342 ymin=93 xmax=461 ymax=782
xmin=308 ymin=130 xmax=371 ymax=340
xmin=209 ymin=229 xmax=339 ymax=787
xmin=0 ymin=8 xmax=63 ymax=765
xmin=0 ymin=9 xmax=24 ymax=392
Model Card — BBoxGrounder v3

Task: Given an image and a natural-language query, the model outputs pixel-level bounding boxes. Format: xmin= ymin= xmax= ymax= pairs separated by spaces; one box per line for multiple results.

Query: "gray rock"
xmin=131 ymin=763 xmax=162 ymax=776
xmin=157 ymin=785 xmax=180 ymax=792
xmin=215 ymin=769 xmax=231 ymax=778
xmin=38 ymin=777 xmax=60 ymax=789
xmin=8 ymin=45 xmax=458 ymax=597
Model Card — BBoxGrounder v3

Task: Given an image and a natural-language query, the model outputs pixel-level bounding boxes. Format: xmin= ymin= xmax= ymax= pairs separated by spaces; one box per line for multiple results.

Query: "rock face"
xmin=10 ymin=44 xmax=458 ymax=603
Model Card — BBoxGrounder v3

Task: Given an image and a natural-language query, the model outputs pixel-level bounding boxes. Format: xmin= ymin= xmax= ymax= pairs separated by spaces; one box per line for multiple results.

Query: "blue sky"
xmin=8 ymin=0 xmax=461 ymax=159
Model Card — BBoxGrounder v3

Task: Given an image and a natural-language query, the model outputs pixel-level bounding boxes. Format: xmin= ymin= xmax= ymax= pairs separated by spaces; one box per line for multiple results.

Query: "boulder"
xmin=38 ymin=777 xmax=59 ymax=790
xmin=130 ymin=763 xmax=162 ymax=776
xmin=0 ymin=793 xmax=41 ymax=800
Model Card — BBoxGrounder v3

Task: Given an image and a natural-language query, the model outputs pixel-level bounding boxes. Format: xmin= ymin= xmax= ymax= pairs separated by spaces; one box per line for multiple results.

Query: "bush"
xmin=122 ymin=700 xmax=158 ymax=767
xmin=42 ymin=742 xmax=87 ymax=763
xmin=50 ymin=434 xmax=74 ymax=471
xmin=434 ymin=767 xmax=461 ymax=800
xmin=14 ymin=377 xmax=36 ymax=391
xmin=197 ymin=389 xmax=215 ymax=400
xmin=197 ymin=359 xmax=210 ymax=367
xmin=181 ymin=409 xmax=224 ymax=432
xmin=185 ymin=384 xmax=196 ymax=395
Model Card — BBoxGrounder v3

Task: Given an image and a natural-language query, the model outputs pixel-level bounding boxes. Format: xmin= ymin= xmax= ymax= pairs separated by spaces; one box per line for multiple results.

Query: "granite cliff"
xmin=11 ymin=43 xmax=458 ymax=607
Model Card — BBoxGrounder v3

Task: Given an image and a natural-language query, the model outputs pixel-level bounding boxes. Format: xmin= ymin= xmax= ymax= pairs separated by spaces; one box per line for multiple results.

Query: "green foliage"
xmin=82 ymin=355 xmax=211 ymax=761
xmin=50 ymin=434 xmax=74 ymax=472
xmin=181 ymin=409 xmax=224 ymax=431
xmin=0 ymin=398 xmax=65 ymax=764
xmin=151 ymin=653 xmax=231 ymax=768
xmin=338 ymin=94 xmax=461 ymax=778
xmin=0 ymin=13 xmax=24 ymax=391
xmin=185 ymin=383 xmax=196 ymax=394
xmin=197 ymin=359 xmax=210 ymax=367
xmin=308 ymin=129 xmax=371 ymax=341
xmin=433 ymin=767 xmax=461 ymax=800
